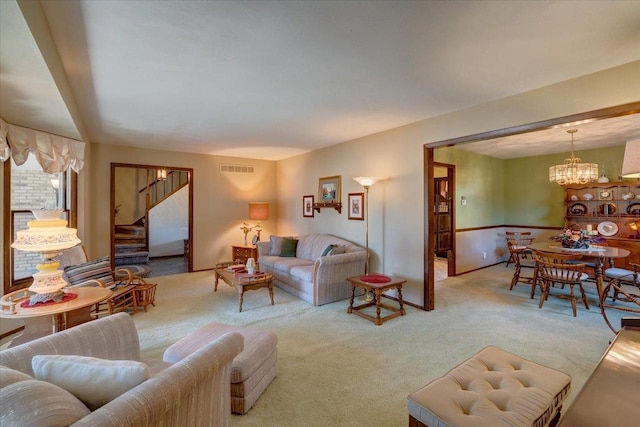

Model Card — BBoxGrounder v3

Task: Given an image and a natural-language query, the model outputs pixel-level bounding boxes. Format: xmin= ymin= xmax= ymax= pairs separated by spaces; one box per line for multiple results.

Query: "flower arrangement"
xmin=549 ymin=226 xmax=604 ymax=249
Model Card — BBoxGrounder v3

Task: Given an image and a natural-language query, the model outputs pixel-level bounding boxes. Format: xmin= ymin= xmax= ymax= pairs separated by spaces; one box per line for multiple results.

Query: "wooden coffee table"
xmin=214 ymin=267 xmax=274 ymax=312
xmin=347 ymin=274 xmax=407 ymax=325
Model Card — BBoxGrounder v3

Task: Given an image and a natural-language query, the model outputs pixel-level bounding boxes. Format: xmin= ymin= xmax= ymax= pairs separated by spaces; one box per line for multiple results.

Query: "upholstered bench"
xmin=407 ymin=346 xmax=571 ymax=427
xmin=164 ymin=322 xmax=277 ymax=414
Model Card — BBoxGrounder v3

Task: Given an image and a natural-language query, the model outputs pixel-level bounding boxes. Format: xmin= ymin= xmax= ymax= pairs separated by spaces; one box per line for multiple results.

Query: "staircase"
xmin=114 ymin=169 xmax=189 ymax=266
xmin=114 ymin=224 xmax=149 ymax=266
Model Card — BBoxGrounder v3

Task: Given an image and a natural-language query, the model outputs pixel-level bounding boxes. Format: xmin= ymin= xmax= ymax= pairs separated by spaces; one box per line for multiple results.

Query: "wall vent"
xmin=219 ymin=164 xmax=254 ymax=173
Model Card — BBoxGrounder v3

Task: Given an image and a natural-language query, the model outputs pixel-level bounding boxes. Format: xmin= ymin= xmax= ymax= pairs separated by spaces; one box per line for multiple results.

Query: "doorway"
xmin=110 ymin=163 xmax=194 ymax=276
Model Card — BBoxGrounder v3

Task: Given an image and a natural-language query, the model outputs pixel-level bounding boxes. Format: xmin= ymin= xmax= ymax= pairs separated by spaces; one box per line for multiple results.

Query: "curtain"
xmin=0 ymin=118 xmax=85 ymax=173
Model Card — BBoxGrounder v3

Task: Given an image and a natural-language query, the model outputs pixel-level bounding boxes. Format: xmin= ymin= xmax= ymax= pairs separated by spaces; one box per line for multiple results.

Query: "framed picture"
xmin=348 ymin=193 xmax=364 ymax=220
xmin=318 ymin=175 xmax=341 ymax=204
xmin=303 ymin=195 xmax=314 ymax=217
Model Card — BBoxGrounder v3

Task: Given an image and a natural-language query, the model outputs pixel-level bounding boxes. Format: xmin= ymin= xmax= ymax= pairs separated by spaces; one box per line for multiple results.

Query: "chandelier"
xmin=549 ymin=129 xmax=598 ymax=185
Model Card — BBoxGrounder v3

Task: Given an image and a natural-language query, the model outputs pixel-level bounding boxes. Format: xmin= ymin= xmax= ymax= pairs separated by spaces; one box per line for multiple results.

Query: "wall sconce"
xmin=621 ymin=139 xmax=640 ymax=179
xmin=157 ymin=168 xmax=167 ymax=181
xmin=240 ymin=202 xmax=269 ymax=246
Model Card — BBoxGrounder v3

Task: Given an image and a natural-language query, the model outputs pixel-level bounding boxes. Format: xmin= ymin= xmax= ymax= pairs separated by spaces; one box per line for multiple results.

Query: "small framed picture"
xmin=348 ymin=193 xmax=364 ymax=220
xmin=318 ymin=175 xmax=341 ymax=204
xmin=599 ymin=190 xmax=613 ymax=200
xmin=303 ymin=195 xmax=314 ymax=217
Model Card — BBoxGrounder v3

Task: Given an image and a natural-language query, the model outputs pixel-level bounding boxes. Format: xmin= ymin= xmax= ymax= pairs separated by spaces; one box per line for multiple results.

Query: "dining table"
xmin=527 ymin=242 xmax=631 ymax=308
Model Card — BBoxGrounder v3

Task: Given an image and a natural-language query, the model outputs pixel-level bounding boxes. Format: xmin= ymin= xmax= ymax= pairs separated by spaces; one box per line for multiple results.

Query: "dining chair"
xmin=533 ymin=250 xmax=590 ymax=317
xmin=505 ymin=231 xmax=534 ymax=267
xmin=601 ymin=263 xmax=640 ymax=333
xmin=507 ymin=239 xmax=538 ymax=298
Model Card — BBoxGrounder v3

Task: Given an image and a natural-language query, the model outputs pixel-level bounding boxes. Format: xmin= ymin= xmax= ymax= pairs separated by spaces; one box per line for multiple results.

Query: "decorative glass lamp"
xmin=11 ymin=210 xmax=81 ymax=304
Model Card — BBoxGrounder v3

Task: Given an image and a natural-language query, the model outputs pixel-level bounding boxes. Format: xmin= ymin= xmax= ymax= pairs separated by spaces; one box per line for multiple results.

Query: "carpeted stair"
xmin=114 ymin=225 xmax=149 ymax=266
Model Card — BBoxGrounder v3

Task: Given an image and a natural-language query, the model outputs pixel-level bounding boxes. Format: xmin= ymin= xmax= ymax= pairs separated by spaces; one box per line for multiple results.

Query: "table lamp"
xmin=11 ymin=210 xmax=81 ymax=304
xmin=240 ymin=202 xmax=269 ymax=245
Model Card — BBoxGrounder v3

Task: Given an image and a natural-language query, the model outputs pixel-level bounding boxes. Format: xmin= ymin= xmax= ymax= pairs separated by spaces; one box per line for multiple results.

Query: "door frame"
xmin=110 ymin=163 xmax=194 ymax=273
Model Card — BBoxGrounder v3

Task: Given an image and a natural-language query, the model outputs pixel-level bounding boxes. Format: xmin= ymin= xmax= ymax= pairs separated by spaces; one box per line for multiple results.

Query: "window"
xmin=2 ymin=157 xmax=77 ymax=294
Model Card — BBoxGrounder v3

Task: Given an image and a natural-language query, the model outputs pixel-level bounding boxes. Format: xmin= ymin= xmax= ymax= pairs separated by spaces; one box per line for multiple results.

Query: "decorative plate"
xmin=597 ymin=221 xmax=618 ymax=236
xmin=597 ymin=203 xmax=617 ymax=215
xmin=582 ymin=193 xmax=594 ymax=201
xmin=568 ymin=203 xmax=587 ymax=216
xmin=627 ymin=202 xmax=640 ymax=216
xmin=622 ymin=191 xmax=636 ymax=201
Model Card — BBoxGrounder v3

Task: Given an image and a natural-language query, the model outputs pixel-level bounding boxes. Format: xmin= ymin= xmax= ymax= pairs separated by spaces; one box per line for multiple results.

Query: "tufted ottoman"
xmin=164 ymin=322 xmax=277 ymax=414
xmin=407 ymin=346 xmax=571 ymax=427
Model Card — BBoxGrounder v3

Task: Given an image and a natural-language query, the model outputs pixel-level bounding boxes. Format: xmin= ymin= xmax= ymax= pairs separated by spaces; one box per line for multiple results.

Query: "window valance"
xmin=0 ymin=118 xmax=85 ymax=173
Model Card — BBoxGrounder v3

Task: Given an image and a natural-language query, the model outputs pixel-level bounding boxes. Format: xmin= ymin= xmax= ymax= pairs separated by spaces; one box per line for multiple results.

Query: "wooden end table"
xmin=214 ymin=267 xmax=274 ymax=312
xmin=347 ymin=275 xmax=406 ymax=325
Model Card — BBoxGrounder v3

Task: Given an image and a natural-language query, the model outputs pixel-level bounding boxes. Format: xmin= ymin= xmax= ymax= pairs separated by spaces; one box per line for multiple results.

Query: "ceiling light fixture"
xmin=549 ymin=129 xmax=598 ymax=185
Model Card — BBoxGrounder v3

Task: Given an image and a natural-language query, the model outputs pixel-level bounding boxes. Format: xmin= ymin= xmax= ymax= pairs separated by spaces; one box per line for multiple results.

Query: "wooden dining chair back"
xmin=533 ymin=250 xmax=590 ymax=317
xmin=507 ymin=239 xmax=538 ymax=298
xmin=505 ymin=231 xmax=534 ymax=267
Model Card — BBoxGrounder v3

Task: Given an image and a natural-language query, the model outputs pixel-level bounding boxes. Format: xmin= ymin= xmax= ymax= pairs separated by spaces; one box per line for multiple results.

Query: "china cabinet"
xmin=563 ymin=182 xmax=640 ymax=268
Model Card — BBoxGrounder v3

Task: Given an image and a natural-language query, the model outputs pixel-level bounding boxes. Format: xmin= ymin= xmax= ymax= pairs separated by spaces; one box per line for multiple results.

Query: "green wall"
xmin=435 ymin=147 xmax=505 ymax=228
xmin=436 ymin=145 xmax=626 ymax=229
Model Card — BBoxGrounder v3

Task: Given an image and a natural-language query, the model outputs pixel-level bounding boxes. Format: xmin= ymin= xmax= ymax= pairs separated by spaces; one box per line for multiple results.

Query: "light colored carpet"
xmin=133 ymin=265 xmax=623 ymax=427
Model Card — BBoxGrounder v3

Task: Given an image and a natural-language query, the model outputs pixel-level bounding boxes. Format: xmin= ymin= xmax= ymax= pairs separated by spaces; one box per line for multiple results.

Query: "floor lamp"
xmin=353 ymin=176 xmax=381 ymax=274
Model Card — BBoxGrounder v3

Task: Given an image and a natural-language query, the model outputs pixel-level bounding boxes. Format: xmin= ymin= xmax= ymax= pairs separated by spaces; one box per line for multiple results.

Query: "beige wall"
xmin=277 ymin=61 xmax=640 ymax=307
xmin=84 ymin=144 xmax=277 ymax=271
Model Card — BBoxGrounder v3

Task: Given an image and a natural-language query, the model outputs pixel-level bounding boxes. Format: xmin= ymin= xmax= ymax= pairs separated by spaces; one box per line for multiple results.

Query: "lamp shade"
xmin=11 ymin=210 xmax=80 ymax=252
xmin=621 ymin=139 xmax=640 ymax=178
xmin=249 ymin=202 xmax=269 ymax=220
xmin=353 ymin=176 xmax=381 ymax=188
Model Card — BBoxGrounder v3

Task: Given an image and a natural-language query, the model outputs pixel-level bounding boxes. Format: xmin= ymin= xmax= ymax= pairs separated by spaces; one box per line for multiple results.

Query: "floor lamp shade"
xmin=621 ymin=139 xmax=640 ymax=178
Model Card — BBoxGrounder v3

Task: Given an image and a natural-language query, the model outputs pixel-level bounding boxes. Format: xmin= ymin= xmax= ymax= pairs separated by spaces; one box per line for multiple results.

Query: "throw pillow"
xmin=64 ymin=256 xmax=115 ymax=289
xmin=32 ymin=355 xmax=150 ymax=411
xmin=0 ymin=365 xmax=34 ymax=388
xmin=330 ymin=245 xmax=346 ymax=255
xmin=280 ymin=238 xmax=299 ymax=257
xmin=321 ymin=244 xmax=335 ymax=256
xmin=0 ymin=379 xmax=90 ymax=425
xmin=268 ymin=236 xmax=285 ymax=256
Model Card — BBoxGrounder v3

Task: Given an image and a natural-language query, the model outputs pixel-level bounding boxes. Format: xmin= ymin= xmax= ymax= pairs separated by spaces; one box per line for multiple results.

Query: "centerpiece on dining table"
xmin=549 ymin=226 xmax=604 ymax=249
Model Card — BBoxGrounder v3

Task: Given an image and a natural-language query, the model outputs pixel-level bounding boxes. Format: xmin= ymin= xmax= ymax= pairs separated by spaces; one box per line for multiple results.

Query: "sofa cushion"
xmin=64 ymin=256 xmax=115 ymax=289
xmin=32 ymin=354 xmax=150 ymax=410
xmin=0 ymin=365 xmax=34 ymax=388
xmin=280 ymin=238 xmax=298 ymax=257
xmin=268 ymin=236 xmax=286 ymax=256
xmin=272 ymin=257 xmax=314 ymax=273
xmin=0 ymin=379 xmax=90 ymax=426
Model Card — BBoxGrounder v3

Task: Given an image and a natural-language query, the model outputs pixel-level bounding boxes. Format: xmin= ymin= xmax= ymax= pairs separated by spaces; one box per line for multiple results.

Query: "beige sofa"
xmin=257 ymin=234 xmax=367 ymax=306
xmin=0 ymin=313 xmax=243 ymax=427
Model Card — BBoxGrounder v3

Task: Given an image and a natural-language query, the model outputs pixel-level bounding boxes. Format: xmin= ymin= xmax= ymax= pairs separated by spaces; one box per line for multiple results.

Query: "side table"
xmin=232 ymin=245 xmax=258 ymax=264
xmin=347 ymin=274 xmax=407 ymax=325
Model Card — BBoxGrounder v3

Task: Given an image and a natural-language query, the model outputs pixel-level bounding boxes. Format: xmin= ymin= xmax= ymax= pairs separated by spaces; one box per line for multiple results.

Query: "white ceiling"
xmin=1 ymin=0 xmax=640 ymax=161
